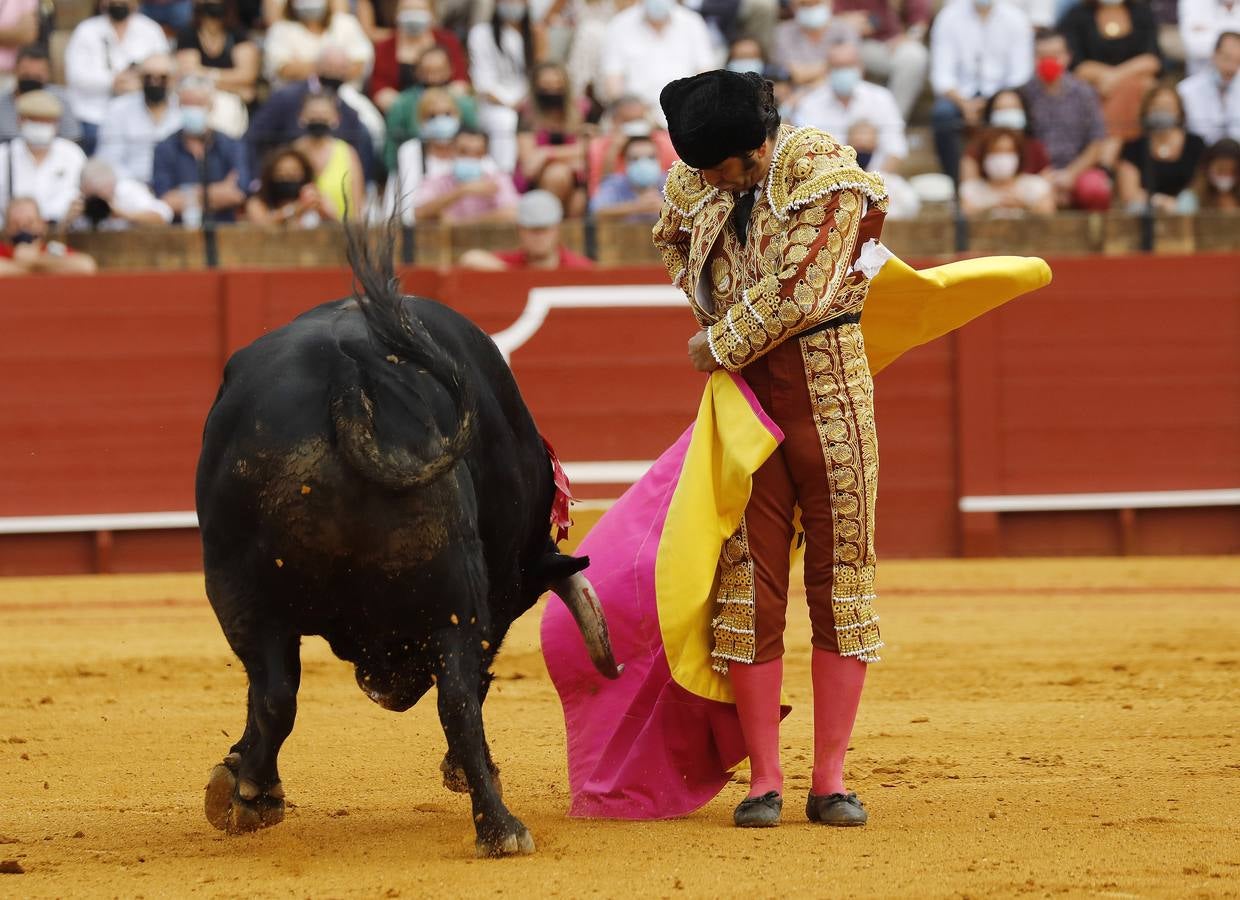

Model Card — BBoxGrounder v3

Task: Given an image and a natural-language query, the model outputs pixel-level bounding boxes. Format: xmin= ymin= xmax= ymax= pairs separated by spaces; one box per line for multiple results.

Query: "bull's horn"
xmin=552 ymin=572 xmax=622 ymax=680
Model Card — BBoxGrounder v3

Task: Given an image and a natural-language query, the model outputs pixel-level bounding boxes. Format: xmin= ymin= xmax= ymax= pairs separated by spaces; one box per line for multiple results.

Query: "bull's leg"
xmin=441 ymin=671 xmax=500 ymax=795
xmin=433 ymin=631 xmax=532 ymax=857
xmin=206 ymin=628 xmax=301 ymax=834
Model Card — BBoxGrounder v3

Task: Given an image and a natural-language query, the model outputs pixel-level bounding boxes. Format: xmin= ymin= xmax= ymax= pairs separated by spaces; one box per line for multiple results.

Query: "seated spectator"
xmin=469 ymin=0 xmax=542 ymax=171
xmin=960 ymin=127 xmax=1057 ymax=215
xmin=264 ymin=0 xmax=374 ymax=91
xmin=599 ymin=0 xmax=715 ymax=122
xmin=386 ymin=87 xmax=467 ymax=221
xmin=175 ymin=0 xmax=261 ymax=105
xmin=1188 ymin=135 xmax=1240 ymax=207
xmin=0 ymin=91 xmax=88 ymax=224
xmin=66 ymin=159 xmax=174 ymax=230
xmin=846 ymin=119 xmax=921 ymax=218
xmin=370 ymin=0 xmax=470 ymax=113
xmin=1178 ymin=31 xmax=1240 ymax=143
xmin=726 ymin=37 xmax=771 ymax=76
xmin=1022 ymin=28 xmax=1113 ymax=209
xmin=151 ymin=75 xmax=250 ymax=222
xmin=95 ymin=53 xmax=181 ymax=186
xmin=459 ymin=189 xmax=593 ymax=269
xmin=831 ymin=0 xmax=932 ymax=120
xmin=931 ymin=0 xmax=1035 ymax=182
xmin=1180 ymin=0 xmax=1240 ymax=74
xmin=245 ymin=146 xmax=339 ymax=225
xmin=64 ymin=0 xmax=170 ymax=153
xmin=1116 ymin=82 xmax=1207 ymax=210
xmin=962 ymin=89 xmax=1051 ymax=182
xmin=772 ymin=0 xmax=855 ymax=96
xmin=0 ymin=0 xmax=37 ymax=90
xmin=0 ymin=45 xmax=83 ymax=142
xmin=383 ymin=46 xmax=480 ymax=170
xmin=516 ymin=62 xmax=587 ymax=215
xmin=246 ymin=46 xmax=377 ymax=184
xmin=589 ymin=133 xmax=667 ymax=220
xmin=1059 ymin=0 xmax=1162 ymax=143
xmin=791 ymin=40 xmax=908 ymax=172
xmin=0 ymin=197 xmax=98 ymax=276
xmin=292 ymin=90 xmax=365 ymax=219
xmin=586 ymin=95 xmax=677 ymax=194
xmin=413 ymin=127 xmax=518 ymax=223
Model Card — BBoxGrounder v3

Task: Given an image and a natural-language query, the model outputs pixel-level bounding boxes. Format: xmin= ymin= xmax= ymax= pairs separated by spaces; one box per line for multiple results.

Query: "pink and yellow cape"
xmin=540 ymin=253 xmax=1052 ymax=819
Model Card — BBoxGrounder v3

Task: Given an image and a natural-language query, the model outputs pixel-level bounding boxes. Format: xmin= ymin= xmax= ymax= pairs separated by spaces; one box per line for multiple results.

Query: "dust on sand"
xmin=1 ymin=558 xmax=1237 ymax=899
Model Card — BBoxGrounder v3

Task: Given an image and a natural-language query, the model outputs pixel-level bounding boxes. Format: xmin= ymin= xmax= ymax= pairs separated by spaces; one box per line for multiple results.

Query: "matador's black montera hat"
xmin=660 ymin=70 xmax=774 ymax=170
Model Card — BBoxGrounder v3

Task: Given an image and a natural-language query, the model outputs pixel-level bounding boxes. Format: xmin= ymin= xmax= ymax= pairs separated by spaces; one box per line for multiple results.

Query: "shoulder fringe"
xmin=765 ymin=126 xmax=889 ymax=221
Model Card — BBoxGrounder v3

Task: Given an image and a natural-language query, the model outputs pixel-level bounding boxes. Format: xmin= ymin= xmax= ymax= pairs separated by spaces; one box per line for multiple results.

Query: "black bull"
xmin=195 ymin=226 xmax=620 ymax=857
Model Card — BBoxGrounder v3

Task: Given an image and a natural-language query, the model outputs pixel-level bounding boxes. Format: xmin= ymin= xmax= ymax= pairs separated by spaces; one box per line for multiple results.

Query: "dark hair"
xmin=1138 ymin=82 xmax=1185 ymax=128
xmin=1033 ymin=26 xmax=1064 ymax=44
xmin=1217 ymin=31 xmax=1240 ymax=52
xmin=975 ymin=127 xmax=1027 ymax=179
xmin=299 ymin=89 xmax=339 ymax=115
xmin=490 ymin=2 xmax=535 ymax=76
xmin=455 ymin=126 xmax=489 ymax=147
xmin=983 ymin=88 xmax=1033 ymax=135
xmin=16 ymin=44 xmax=49 ymax=65
xmin=192 ymin=0 xmax=241 ymax=30
xmin=621 ymin=134 xmax=657 ymax=158
xmin=259 ymin=146 xmax=314 ymax=206
xmin=1194 ymin=137 xmax=1240 ymax=204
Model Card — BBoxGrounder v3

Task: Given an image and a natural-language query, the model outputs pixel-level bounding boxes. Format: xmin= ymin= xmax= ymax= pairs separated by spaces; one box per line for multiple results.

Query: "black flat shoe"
xmin=733 ymin=791 xmax=782 ymax=828
xmin=806 ymin=791 xmax=868 ymax=826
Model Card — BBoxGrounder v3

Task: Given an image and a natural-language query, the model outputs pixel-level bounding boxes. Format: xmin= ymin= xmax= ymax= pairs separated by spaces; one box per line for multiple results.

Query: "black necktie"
xmin=733 ymin=188 xmax=755 ymax=244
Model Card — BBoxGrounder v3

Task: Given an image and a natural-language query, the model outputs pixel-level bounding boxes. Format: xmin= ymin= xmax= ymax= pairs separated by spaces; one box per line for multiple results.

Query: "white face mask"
xmin=1210 ymin=173 xmax=1237 ymax=192
xmin=990 ymin=108 xmax=1027 ymax=131
xmin=20 ymin=120 xmax=56 ymax=147
xmin=983 ymin=151 xmax=1020 ymax=181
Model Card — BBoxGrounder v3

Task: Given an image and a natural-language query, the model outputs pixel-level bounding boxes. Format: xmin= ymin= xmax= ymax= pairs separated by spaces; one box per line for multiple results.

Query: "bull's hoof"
xmin=204 ymin=761 xmax=285 ymax=834
xmin=441 ymin=754 xmax=502 ymax=797
xmin=474 ymin=822 xmax=535 ymax=858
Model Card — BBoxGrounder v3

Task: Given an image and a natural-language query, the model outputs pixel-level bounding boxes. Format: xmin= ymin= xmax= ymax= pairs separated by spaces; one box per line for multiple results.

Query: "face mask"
xmin=795 ymin=4 xmax=830 ymax=28
xmin=304 ymin=119 xmax=333 ymax=138
xmin=318 ymin=75 xmax=344 ymax=92
xmin=727 ymin=58 xmax=764 ymax=75
xmin=143 ymin=79 xmax=168 ymax=105
xmin=829 ymin=66 xmax=861 ymax=97
xmin=496 ymin=0 xmax=525 ymax=21
xmin=16 ymin=77 xmax=44 ymax=95
xmin=990 ymin=108 xmax=1026 ymax=130
xmin=20 ymin=120 xmax=56 ymax=147
xmin=983 ymin=151 xmax=1020 ymax=180
xmin=620 ymin=119 xmax=651 ymax=137
xmin=271 ymin=179 xmax=303 ymax=202
xmin=855 ymin=149 xmax=873 ymax=170
xmin=1036 ymin=57 xmax=1065 ymax=83
xmin=9 ymin=230 xmax=38 ymax=245
xmin=293 ymin=0 xmax=328 ymax=20
xmin=421 ymin=113 xmax=460 ymax=141
xmin=453 ymin=157 xmax=483 ymax=182
xmin=181 ymin=105 xmax=209 ymax=135
xmin=106 ymin=2 xmax=131 ymax=22
xmin=200 ymin=1 xmax=226 ymax=17
xmin=643 ymin=0 xmax=671 ymax=22
xmin=1210 ymin=173 xmax=1237 ymax=193
xmin=534 ymin=90 xmax=566 ymax=111
xmin=396 ymin=8 xmax=432 ymax=33
xmin=84 ymin=195 xmax=113 ymax=225
xmin=626 ymin=156 xmax=662 ymax=188
xmin=1144 ymin=109 xmax=1178 ymax=131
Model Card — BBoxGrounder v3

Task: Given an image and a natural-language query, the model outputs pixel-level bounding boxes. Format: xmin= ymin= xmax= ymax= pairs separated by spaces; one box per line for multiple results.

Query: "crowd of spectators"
xmin=1 ymin=0 xmax=1238 ymax=274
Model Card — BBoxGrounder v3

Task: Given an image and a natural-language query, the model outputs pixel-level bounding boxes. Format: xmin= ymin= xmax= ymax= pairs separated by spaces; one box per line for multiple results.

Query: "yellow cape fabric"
xmin=655 ymin=254 xmax=1053 ymax=704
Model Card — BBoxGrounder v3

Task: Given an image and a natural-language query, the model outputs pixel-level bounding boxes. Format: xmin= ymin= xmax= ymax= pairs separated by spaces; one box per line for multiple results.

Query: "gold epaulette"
xmin=662 ymin=161 xmax=719 ymax=221
xmin=765 ymin=126 xmax=889 ymax=221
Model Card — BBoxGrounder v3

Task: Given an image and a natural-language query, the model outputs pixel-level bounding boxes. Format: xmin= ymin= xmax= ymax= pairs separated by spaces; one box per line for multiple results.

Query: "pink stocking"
xmin=729 ymin=657 xmax=784 ymax=797
xmin=811 ymin=647 xmax=866 ymax=796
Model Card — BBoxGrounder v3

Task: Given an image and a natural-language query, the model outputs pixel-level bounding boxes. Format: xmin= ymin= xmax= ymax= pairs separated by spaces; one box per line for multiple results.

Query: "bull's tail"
xmin=333 ymin=217 xmax=476 ymax=492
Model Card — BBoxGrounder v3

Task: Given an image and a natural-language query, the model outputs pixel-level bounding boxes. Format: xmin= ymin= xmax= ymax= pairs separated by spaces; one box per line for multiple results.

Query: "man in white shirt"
xmin=64 ymin=0 xmax=169 ymax=153
xmin=66 ymin=159 xmax=173 ymax=231
xmin=601 ymin=0 xmax=718 ymax=122
xmin=0 ymin=90 xmax=88 ymax=224
xmin=95 ymin=54 xmax=181 ymax=186
xmin=791 ymin=41 xmax=908 ymax=172
xmin=1179 ymin=30 xmax=1240 ymax=142
xmin=1181 ymin=0 xmax=1240 ymax=74
xmin=929 ymin=0 xmax=1033 ymax=182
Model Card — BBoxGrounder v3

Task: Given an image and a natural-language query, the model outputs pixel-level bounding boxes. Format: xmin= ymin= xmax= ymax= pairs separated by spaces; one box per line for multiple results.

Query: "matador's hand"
xmin=688 ymin=330 xmax=720 ymax=373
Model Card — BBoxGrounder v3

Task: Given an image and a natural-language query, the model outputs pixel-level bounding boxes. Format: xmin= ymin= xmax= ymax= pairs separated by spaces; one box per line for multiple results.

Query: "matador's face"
xmin=696 ymin=139 xmax=773 ymax=193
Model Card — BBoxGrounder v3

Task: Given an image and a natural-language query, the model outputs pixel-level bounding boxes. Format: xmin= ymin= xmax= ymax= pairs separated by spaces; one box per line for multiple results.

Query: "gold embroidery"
xmin=711 ymin=517 xmax=757 ymax=673
xmin=765 ymin=127 xmax=889 ymax=221
xmin=800 ymin=323 xmax=883 ymax=663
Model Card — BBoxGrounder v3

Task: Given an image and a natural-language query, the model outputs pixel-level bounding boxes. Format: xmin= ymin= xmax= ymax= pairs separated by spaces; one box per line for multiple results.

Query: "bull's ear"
xmin=535 ymin=552 xmax=589 ymax=586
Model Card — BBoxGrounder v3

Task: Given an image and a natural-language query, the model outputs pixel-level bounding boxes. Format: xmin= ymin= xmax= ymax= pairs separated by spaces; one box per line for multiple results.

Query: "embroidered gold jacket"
xmin=652 ymin=125 xmax=889 ymax=371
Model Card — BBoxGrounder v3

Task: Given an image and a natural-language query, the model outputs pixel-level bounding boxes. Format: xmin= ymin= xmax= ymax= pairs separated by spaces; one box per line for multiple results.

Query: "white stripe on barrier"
xmin=959 ymin=489 xmax=1240 ymax=513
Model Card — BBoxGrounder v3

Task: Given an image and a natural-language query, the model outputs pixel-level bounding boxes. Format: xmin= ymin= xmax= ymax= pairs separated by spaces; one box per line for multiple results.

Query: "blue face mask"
xmin=795 ymin=4 xmax=830 ymax=29
xmin=497 ymin=0 xmax=525 ymax=21
xmin=453 ymin=157 xmax=483 ymax=183
xmin=829 ymin=67 xmax=862 ymax=97
xmin=181 ymin=105 xmax=209 ymax=135
xmin=644 ymin=0 xmax=671 ymax=22
xmin=422 ymin=114 xmax=460 ymax=142
xmin=726 ymin=58 xmax=765 ymax=75
xmin=626 ymin=156 xmax=662 ymax=189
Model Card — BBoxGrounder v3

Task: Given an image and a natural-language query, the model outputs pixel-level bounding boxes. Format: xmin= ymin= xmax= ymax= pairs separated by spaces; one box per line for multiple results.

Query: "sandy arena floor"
xmin=1 ymin=557 xmax=1237 ymax=899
